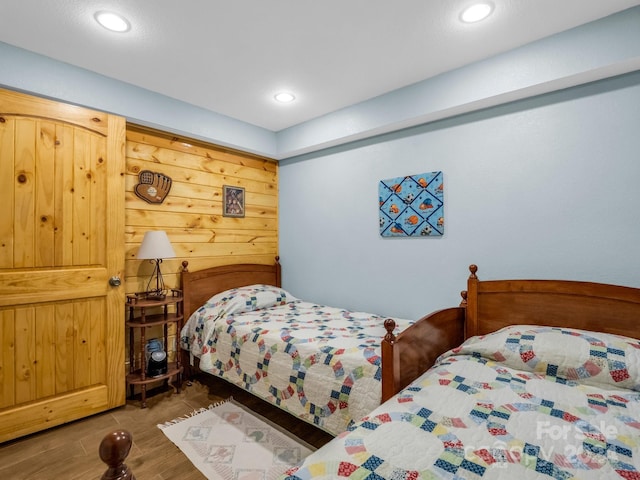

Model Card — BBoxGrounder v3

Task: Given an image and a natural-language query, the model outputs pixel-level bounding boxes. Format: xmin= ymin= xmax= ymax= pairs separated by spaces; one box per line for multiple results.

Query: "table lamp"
xmin=137 ymin=230 xmax=176 ymax=299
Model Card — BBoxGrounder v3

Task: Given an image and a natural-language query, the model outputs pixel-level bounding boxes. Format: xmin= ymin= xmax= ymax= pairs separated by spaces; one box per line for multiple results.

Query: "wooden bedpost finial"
xmin=99 ymin=429 xmax=136 ymax=480
xmin=460 ymin=290 xmax=468 ymax=307
xmin=469 ymin=264 xmax=478 ymax=279
xmin=182 ymin=260 xmax=189 ymax=272
xmin=383 ymin=318 xmax=397 ymax=344
xmin=275 ymin=256 xmax=280 ymax=264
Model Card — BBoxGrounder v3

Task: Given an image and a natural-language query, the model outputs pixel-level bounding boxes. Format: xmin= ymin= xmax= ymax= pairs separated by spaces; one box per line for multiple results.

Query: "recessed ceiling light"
xmin=274 ymin=92 xmax=296 ymax=103
xmin=94 ymin=11 xmax=131 ymax=32
xmin=460 ymin=3 xmax=493 ymax=23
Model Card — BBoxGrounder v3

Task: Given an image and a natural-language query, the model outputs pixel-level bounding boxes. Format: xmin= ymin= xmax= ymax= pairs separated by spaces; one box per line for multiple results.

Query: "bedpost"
xmin=275 ymin=256 xmax=282 ymax=287
xmin=465 ymin=264 xmax=479 ymax=338
xmin=180 ymin=260 xmax=193 ymax=382
xmin=460 ymin=290 xmax=468 ymax=307
xmin=99 ymin=429 xmax=136 ymax=480
xmin=181 ymin=261 xmax=190 ymax=315
xmin=381 ymin=307 xmax=466 ymax=402
xmin=381 ymin=319 xmax=399 ymax=402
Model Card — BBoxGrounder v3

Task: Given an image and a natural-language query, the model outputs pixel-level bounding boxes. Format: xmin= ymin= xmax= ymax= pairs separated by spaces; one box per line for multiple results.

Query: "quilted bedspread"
xmin=282 ymin=325 xmax=640 ymax=479
xmin=180 ymin=284 xmax=414 ymax=435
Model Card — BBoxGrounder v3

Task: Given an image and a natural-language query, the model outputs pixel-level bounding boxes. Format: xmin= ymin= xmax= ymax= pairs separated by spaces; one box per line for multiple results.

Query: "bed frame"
xmin=180 ymin=258 xmax=282 ymax=377
xmin=381 ymin=264 xmax=640 ymax=401
xmin=181 ymin=258 xmax=282 ymax=320
xmin=180 ymin=260 xmax=640 ymax=405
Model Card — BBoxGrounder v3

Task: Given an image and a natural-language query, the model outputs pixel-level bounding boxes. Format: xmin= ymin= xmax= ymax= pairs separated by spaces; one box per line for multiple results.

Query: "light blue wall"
xmin=279 ymin=71 xmax=640 ymax=319
xmin=2 ymin=7 xmax=639 ymax=160
xmin=1 ymin=7 xmax=639 ymax=320
xmin=275 ymin=7 xmax=640 ymax=158
xmin=0 ymin=42 xmax=276 ymax=156
xmin=276 ymin=7 xmax=640 ymax=319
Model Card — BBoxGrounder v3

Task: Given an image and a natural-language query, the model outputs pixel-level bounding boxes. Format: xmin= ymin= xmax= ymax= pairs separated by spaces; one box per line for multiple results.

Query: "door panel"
xmin=0 ymin=88 xmax=125 ymax=442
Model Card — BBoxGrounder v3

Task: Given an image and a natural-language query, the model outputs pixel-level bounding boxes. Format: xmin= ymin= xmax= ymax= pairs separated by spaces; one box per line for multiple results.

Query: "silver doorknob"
xmin=109 ymin=276 xmax=122 ymax=287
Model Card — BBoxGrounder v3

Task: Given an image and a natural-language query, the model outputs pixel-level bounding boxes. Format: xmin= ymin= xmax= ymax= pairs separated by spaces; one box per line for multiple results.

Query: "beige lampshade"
xmin=137 ymin=231 xmax=176 ymax=260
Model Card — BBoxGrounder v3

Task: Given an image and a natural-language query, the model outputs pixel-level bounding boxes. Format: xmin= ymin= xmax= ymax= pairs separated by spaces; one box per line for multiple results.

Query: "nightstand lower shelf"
xmin=126 ymin=363 xmax=183 ymax=408
xmin=126 ymin=363 xmax=183 ymax=385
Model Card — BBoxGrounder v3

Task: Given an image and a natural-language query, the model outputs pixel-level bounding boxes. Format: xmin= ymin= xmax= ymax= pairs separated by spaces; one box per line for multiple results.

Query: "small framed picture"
xmin=223 ymin=185 xmax=245 ymax=217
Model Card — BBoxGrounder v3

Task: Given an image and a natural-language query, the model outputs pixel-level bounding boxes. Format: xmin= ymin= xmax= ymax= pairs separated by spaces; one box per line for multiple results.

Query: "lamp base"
xmin=141 ymin=290 xmax=166 ymax=301
xmin=132 ymin=290 xmax=166 ymax=301
xmin=144 ymin=259 xmax=167 ymax=300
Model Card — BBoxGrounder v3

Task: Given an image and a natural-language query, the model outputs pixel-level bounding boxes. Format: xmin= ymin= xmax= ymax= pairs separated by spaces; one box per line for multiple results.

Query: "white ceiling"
xmin=1 ymin=0 xmax=639 ymax=132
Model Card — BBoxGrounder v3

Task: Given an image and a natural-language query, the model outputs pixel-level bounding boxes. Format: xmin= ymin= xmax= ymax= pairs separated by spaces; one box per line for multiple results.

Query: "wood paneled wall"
xmin=124 ymin=125 xmax=279 ymax=295
xmin=123 ymin=125 xmax=278 ymax=369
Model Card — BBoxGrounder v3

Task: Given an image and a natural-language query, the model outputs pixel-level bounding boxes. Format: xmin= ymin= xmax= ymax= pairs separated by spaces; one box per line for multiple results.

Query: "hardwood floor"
xmin=0 ymin=375 xmax=333 ymax=479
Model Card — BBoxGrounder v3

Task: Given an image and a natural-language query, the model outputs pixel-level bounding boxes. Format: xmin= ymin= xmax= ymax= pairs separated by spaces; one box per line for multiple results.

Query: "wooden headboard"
xmin=381 ymin=264 xmax=640 ymax=401
xmin=181 ymin=258 xmax=282 ymax=319
xmin=464 ymin=264 xmax=640 ymax=339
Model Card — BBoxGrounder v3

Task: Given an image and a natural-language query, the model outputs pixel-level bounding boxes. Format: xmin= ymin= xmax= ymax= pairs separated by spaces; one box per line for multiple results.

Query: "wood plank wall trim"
xmin=124 ymin=124 xmax=279 ymax=296
xmin=123 ymin=124 xmax=279 ymax=366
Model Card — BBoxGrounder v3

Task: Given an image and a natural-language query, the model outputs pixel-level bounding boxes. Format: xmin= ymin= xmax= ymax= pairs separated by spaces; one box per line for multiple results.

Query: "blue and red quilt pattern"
xmin=181 ymin=284 xmax=414 ymax=436
xmin=282 ymin=325 xmax=640 ymax=479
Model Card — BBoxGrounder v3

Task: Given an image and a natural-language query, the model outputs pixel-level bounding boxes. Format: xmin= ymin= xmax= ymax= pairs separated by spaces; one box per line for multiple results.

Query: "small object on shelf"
xmin=145 ymin=338 xmax=168 ymax=377
xmin=144 ymin=291 xmax=166 ymax=301
xmin=128 ymin=288 xmax=182 ymax=304
xmin=126 ymin=289 xmax=184 ymax=408
xmin=147 ymin=351 xmax=168 ymax=377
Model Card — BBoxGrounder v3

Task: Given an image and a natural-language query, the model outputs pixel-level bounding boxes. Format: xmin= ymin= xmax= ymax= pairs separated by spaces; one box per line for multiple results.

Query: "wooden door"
xmin=0 ymin=88 xmax=126 ymax=442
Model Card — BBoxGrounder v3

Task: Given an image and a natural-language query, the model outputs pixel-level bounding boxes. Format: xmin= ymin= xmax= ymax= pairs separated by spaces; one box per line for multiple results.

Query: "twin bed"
xmin=180 ymin=258 xmax=415 ymax=434
xmin=180 ymin=260 xmax=640 ymax=479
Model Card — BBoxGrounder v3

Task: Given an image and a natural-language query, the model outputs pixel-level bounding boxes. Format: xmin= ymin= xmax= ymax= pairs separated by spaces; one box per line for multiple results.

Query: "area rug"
xmin=158 ymin=398 xmax=314 ymax=480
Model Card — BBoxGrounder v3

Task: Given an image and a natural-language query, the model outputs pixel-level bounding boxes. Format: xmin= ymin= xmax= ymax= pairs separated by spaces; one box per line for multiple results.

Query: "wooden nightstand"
xmin=125 ymin=289 xmax=184 ymax=408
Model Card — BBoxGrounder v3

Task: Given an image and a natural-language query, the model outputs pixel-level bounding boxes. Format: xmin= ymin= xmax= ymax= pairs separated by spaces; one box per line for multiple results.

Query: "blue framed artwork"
xmin=379 ymin=171 xmax=444 ymax=237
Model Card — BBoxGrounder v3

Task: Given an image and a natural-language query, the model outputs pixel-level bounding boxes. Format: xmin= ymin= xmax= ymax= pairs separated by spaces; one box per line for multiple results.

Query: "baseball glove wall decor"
xmin=134 ymin=170 xmax=172 ymax=204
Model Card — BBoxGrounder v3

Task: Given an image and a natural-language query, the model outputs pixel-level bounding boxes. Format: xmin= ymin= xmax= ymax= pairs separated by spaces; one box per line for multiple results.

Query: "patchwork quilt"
xmin=180 ymin=284 xmax=415 ymax=435
xmin=282 ymin=325 xmax=640 ymax=479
